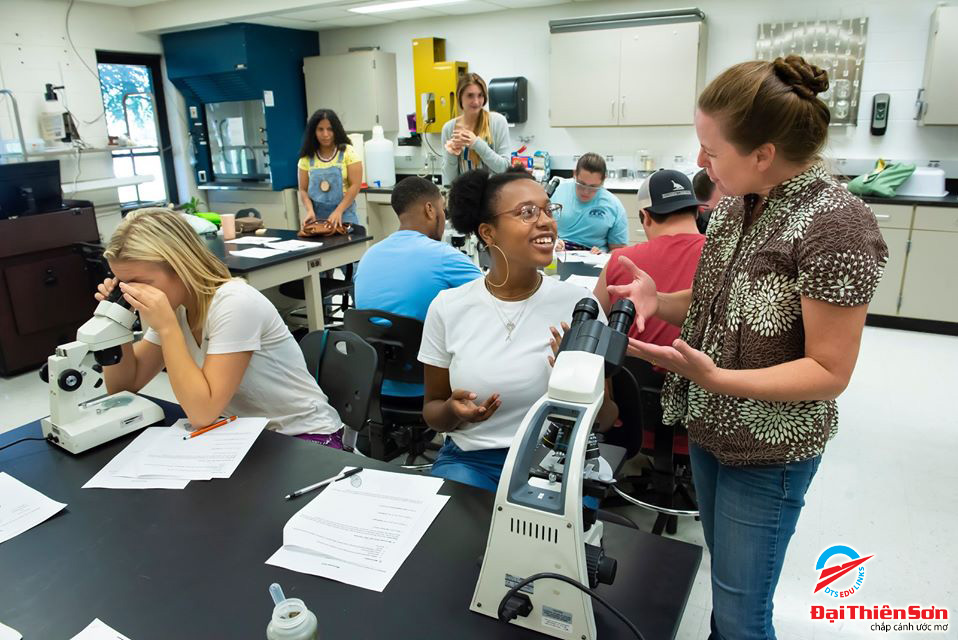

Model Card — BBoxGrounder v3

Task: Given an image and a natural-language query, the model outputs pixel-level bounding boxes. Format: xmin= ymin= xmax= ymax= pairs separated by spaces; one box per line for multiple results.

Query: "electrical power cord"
xmin=64 ymin=0 xmax=106 ymax=126
xmin=420 ymin=133 xmax=443 ymax=179
xmin=0 ymin=436 xmax=50 ymax=453
xmin=497 ymin=572 xmax=645 ymax=640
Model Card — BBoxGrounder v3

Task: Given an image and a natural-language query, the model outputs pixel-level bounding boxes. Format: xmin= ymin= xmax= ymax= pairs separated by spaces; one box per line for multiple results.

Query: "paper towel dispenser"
xmin=488 ymin=77 xmax=527 ymax=124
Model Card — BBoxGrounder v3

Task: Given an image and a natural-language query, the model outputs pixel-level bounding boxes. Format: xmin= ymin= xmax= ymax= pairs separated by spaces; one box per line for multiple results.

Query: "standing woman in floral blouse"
xmin=610 ymin=55 xmax=888 ymax=639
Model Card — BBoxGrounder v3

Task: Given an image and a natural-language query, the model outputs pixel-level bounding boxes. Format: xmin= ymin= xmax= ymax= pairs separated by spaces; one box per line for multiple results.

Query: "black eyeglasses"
xmin=495 ymin=203 xmax=562 ymax=224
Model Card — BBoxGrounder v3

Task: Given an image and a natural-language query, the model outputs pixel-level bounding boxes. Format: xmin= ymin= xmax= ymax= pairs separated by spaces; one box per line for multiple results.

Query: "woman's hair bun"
xmin=447 ymin=169 xmax=491 ymax=235
xmin=773 ymin=54 xmax=829 ymax=99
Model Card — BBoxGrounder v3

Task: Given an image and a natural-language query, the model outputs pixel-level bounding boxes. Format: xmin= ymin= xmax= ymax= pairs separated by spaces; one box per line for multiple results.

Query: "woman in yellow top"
xmin=297 ymin=108 xmax=362 ymax=229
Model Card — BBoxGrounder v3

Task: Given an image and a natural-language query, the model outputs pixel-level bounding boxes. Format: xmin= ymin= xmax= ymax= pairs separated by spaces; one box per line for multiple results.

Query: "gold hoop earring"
xmin=486 ymin=243 xmax=510 ymax=288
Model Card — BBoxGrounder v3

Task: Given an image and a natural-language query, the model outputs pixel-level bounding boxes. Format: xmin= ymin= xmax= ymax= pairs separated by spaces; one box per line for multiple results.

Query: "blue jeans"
xmin=430 ymin=438 xmax=508 ymax=492
xmin=689 ymin=443 xmax=821 ymax=640
xmin=431 ymin=439 xmax=600 ymax=510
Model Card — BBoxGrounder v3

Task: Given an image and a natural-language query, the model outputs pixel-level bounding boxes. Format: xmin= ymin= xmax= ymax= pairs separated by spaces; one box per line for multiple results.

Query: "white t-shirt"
xmin=144 ymin=279 xmax=342 ymax=436
xmin=418 ymin=276 xmax=605 ymax=452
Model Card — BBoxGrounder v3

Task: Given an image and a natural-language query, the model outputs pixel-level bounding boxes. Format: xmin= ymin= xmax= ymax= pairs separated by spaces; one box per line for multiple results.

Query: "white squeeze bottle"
xmin=266 ymin=583 xmax=319 ymax=640
xmin=363 ymin=125 xmax=396 ymax=188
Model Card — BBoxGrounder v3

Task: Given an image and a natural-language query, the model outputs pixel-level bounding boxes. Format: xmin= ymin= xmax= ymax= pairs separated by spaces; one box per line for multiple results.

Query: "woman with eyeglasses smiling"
xmin=418 ymin=168 xmax=616 ymax=491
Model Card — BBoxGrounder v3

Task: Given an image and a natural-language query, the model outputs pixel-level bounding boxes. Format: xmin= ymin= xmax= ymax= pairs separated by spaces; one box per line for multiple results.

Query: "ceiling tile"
xmin=318 ymin=14 xmax=395 ymax=28
xmin=429 ymin=0 xmax=502 ymax=16
xmin=280 ymin=6 xmax=354 ymax=21
xmin=244 ymin=16 xmax=323 ymax=28
xmin=354 ymin=7 xmax=445 ymax=19
xmin=486 ymin=0 xmax=568 ymax=8
xmin=85 ymin=0 xmax=171 ymax=6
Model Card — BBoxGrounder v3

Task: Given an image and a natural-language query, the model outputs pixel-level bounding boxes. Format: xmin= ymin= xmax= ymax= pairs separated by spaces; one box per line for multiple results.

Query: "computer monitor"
xmin=0 ymin=160 xmax=63 ymax=219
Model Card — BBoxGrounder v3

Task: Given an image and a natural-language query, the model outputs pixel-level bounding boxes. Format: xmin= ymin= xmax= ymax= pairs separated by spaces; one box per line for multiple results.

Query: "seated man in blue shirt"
xmin=354 ymin=176 xmax=482 ymax=397
xmin=552 ymin=153 xmax=629 ymax=253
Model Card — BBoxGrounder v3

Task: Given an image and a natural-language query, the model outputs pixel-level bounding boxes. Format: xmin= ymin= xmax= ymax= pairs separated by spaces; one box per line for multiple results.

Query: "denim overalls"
xmin=307 ymin=150 xmax=359 ymax=225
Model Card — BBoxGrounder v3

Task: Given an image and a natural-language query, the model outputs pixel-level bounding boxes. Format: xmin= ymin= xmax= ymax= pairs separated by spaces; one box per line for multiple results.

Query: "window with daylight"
xmin=95 ymin=52 xmax=177 ymax=205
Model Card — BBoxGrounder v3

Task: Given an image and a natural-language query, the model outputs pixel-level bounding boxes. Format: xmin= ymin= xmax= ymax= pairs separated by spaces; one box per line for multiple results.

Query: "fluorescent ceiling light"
xmin=349 ymin=0 xmax=467 ymax=14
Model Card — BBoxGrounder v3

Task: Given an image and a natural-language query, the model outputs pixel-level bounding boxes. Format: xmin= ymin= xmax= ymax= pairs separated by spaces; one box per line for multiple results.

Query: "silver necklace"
xmin=485 ymin=278 xmax=542 ymax=341
xmin=317 ymin=147 xmax=337 ymax=162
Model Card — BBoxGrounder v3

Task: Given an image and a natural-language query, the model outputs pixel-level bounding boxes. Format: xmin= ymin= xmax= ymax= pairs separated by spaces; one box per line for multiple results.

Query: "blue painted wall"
xmin=162 ymin=24 xmax=319 ymax=190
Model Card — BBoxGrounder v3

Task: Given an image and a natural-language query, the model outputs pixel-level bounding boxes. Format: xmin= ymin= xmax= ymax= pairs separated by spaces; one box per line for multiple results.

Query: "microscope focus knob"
xmin=597 ymin=554 xmax=617 ymax=586
xmin=58 ymin=369 xmax=83 ymax=392
xmin=39 ymin=363 xmax=49 ymax=383
xmin=585 ymin=544 xmax=617 ymax=588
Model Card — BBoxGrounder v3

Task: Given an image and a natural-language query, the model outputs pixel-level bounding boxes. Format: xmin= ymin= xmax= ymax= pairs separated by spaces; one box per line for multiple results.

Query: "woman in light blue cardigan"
xmin=441 ymin=73 xmax=512 ymax=186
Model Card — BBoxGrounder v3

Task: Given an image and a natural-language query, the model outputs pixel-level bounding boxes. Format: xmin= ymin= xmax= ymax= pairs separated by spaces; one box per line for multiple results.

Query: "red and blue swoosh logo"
xmin=814 ymin=545 xmax=873 ymax=593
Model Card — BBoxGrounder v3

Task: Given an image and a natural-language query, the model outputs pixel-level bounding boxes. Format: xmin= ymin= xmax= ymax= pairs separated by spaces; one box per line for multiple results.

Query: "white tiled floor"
xmin=2 ymin=326 xmax=956 ymax=638
xmin=621 ymin=326 xmax=958 ymax=639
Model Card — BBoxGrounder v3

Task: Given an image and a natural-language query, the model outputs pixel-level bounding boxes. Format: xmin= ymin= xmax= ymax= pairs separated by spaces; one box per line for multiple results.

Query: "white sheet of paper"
xmin=565 ymin=275 xmax=599 ymax=291
xmin=0 ymin=620 xmax=21 ymax=640
xmin=563 ymin=250 xmax=610 ymax=267
xmin=70 ymin=618 xmax=132 ymax=640
xmin=267 ymin=239 xmax=321 ymax=252
xmin=226 ymin=236 xmax=281 ymax=245
xmin=229 ymin=247 xmax=289 ymax=259
xmin=83 ymin=428 xmax=190 ymax=490
xmin=266 ymin=468 xmax=446 ymax=592
xmin=0 ymin=472 xmax=66 ymax=545
xmin=115 ymin=418 xmax=266 ymax=480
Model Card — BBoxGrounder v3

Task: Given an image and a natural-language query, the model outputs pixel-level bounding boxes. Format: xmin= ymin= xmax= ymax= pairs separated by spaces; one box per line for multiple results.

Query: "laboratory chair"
xmin=343 ymin=309 xmax=439 ymax=466
xmin=607 ymin=358 xmax=699 ymax=536
xmin=299 ymin=329 xmax=378 ymax=452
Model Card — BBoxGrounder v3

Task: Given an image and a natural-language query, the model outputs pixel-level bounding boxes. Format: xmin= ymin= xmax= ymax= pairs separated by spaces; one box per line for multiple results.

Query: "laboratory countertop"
xmin=365 ymin=175 xmax=958 ymax=207
xmin=0 ymin=400 xmax=702 ymax=640
xmin=860 ymin=193 xmax=958 ymax=208
xmin=603 ymin=180 xmax=958 ymax=208
xmin=198 ymin=182 xmax=278 ymax=191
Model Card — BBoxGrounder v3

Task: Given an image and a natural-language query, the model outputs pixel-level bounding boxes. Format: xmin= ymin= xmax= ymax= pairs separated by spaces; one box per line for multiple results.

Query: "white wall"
xmin=0 ymin=0 xmax=194 ymax=240
xmin=319 ymin=0 xmax=958 ymax=176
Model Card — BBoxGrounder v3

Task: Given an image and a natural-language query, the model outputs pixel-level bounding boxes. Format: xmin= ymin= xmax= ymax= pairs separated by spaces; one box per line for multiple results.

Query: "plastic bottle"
xmin=266 ymin=598 xmax=318 ymax=640
xmin=39 ymin=91 xmax=67 ymax=145
xmin=363 ymin=125 xmax=396 ymax=188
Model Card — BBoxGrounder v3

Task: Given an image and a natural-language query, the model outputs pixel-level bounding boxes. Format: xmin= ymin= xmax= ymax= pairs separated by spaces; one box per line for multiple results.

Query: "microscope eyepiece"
xmin=570 ymin=298 xmax=599 ymax=326
xmin=608 ymin=299 xmax=636 ymax=336
xmin=106 ymin=283 xmax=132 ymax=310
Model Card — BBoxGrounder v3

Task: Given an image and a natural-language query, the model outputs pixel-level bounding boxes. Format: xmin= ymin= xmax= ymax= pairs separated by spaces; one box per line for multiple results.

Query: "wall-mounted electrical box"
xmin=412 ymin=38 xmax=467 ymax=134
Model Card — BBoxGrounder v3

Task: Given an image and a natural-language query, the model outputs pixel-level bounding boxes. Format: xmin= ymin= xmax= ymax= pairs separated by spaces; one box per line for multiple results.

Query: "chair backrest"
xmin=608 ymin=366 xmax=643 ymax=459
xmin=624 ymin=357 xmax=666 ymax=424
xmin=299 ymin=329 xmax=379 ymax=432
xmin=343 ymin=309 xmax=424 ymax=385
xmin=623 ymin=357 xmax=689 ymax=461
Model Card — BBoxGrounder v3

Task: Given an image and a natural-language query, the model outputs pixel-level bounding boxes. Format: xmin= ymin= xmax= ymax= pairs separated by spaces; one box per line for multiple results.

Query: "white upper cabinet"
xmin=549 ymin=17 xmax=706 ymax=127
xmin=549 ymin=30 xmax=622 ymax=127
xmin=918 ymin=6 xmax=958 ymax=125
xmin=304 ymin=51 xmax=399 ymax=132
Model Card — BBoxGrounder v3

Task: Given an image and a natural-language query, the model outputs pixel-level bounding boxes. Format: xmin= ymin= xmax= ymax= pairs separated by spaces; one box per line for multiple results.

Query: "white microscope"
xmin=442 ymin=219 xmax=480 ymax=268
xmin=40 ymin=285 xmax=164 ymax=454
xmin=471 ymin=298 xmax=639 ymax=639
